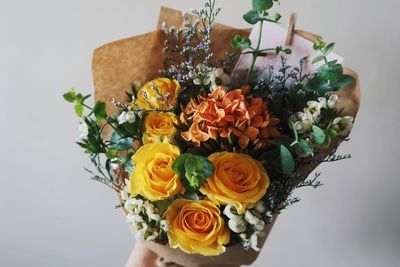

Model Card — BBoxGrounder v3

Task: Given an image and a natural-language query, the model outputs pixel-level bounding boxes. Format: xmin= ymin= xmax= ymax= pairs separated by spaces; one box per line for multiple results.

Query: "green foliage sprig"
xmin=172 ymin=153 xmax=215 ymax=190
xmin=231 ymin=0 xmax=291 ymax=85
xmin=307 ymin=39 xmax=354 ymax=93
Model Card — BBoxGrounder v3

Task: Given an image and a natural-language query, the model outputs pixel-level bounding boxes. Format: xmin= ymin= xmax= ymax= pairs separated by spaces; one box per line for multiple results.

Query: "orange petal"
xmin=251 ymin=116 xmax=263 ymax=128
xmin=239 ymin=134 xmax=249 ymax=149
xmin=181 ymin=131 xmax=192 ymax=141
xmin=245 ymin=126 xmax=259 ymax=141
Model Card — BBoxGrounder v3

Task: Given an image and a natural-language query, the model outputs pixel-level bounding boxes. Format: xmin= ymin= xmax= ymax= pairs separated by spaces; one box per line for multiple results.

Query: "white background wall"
xmin=1 ymin=0 xmax=399 ymax=266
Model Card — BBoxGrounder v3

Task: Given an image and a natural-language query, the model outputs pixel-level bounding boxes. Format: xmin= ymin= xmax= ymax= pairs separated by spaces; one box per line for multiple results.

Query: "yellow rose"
xmin=166 ymin=199 xmax=230 ymax=256
xmin=200 ymin=152 xmax=269 ymax=213
xmin=143 ymin=112 xmax=178 ymax=144
xmin=129 ymin=142 xmax=184 ymax=201
xmin=136 ymin=78 xmax=181 ymax=110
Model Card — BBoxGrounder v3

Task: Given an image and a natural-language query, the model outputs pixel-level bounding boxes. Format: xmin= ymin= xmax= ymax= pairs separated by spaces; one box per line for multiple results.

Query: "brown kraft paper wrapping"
xmin=93 ymin=7 xmax=361 ymax=267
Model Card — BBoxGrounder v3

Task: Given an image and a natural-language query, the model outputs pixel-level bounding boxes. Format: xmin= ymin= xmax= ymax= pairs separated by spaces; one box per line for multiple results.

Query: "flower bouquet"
xmin=64 ymin=1 xmax=360 ymax=266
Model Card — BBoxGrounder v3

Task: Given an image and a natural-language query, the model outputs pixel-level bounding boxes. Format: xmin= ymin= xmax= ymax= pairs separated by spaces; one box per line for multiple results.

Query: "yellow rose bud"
xmin=143 ymin=112 xmax=178 ymax=144
xmin=136 ymin=78 xmax=181 ymax=110
xmin=200 ymin=152 xmax=269 ymax=214
xmin=129 ymin=142 xmax=184 ymax=201
xmin=166 ymin=199 xmax=230 ymax=256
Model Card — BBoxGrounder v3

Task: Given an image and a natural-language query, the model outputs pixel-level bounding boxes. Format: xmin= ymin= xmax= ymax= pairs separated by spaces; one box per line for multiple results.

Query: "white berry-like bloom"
xmin=254 ymin=201 xmax=266 ymax=214
xmin=290 ymin=110 xmax=314 ymax=134
xmin=210 ymin=68 xmax=231 ymax=91
xmin=332 ymin=116 xmax=354 ymax=136
xmin=306 ymin=101 xmax=323 ymax=121
xmin=189 ymin=64 xmax=212 ymax=86
xmin=327 ymin=94 xmax=340 ymax=109
xmin=78 ymin=122 xmax=89 ymax=140
xmin=120 ymin=185 xmax=130 ymax=201
xmin=135 ymin=222 xmax=148 ymax=241
xmin=228 ymin=216 xmax=247 ymax=233
xmin=245 ymin=211 xmax=265 ymax=231
xmin=250 ymin=232 xmax=261 ymax=251
xmin=117 ymin=110 xmax=136 ymax=125
xmin=319 ymin=94 xmax=340 ymax=109
xmin=160 ymin=220 xmax=170 ymax=232
xmin=223 ymin=204 xmax=240 ymax=219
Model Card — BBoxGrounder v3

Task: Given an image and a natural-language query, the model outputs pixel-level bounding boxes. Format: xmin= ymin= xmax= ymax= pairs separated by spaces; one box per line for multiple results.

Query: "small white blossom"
xmin=210 ymin=68 xmax=231 ymax=91
xmin=245 ymin=210 xmax=265 ymax=231
xmin=254 ymin=201 xmax=266 ymax=214
xmin=327 ymin=94 xmax=340 ymax=109
xmin=250 ymin=232 xmax=261 ymax=251
xmin=120 ymin=184 xmax=130 ymax=201
xmin=228 ymin=216 xmax=247 ymax=233
xmin=223 ymin=204 xmax=239 ymax=219
xmin=306 ymin=101 xmax=322 ymax=121
xmin=332 ymin=116 xmax=354 ymax=136
xmin=135 ymin=222 xmax=148 ymax=241
xmin=160 ymin=220 xmax=170 ymax=232
xmin=117 ymin=110 xmax=136 ymax=124
xmin=78 ymin=122 xmax=89 ymax=140
xmin=290 ymin=110 xmax=314 ymax=134
xmin=189 ymin=64 xmax=212 ymax=86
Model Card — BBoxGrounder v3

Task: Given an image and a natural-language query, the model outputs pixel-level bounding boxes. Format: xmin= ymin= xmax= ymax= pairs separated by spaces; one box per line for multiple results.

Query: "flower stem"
xmin=245 ymin=19 xmax=264 ymax=85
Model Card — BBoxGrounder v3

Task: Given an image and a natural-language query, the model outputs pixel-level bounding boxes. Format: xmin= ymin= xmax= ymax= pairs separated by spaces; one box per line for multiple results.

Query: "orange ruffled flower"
xmin=180 ymin=86 xmax=280 ymax=149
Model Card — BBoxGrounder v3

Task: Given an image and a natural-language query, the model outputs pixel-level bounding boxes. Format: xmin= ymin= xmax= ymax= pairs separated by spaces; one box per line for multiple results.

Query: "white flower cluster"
xmin=117 ymin=109 xmax=136 ymax=125
xmin=78 ymin=121 xmax=89 ymax=140
xmin=290 ymin=94 xmax=340 ymax=134
xmin=121 ymin=184 xmax=168 ymax=242
xmin=189 ymin=64 xmax=231 ymax=91
xmin=289 ymin=94 xmax=354 ymax=152
xmin=223 ymin=201 xmax=269 ymax=251
xmin=331 ymin=116 xmax=354 ymax=137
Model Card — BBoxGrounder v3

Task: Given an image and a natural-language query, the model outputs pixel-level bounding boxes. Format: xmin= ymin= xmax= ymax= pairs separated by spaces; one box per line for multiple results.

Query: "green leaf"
xmin=74 ymin=103 xmax=84 ymax=117
xmin=312 ymin=55 xmax=326 ymax=64
xmin=280 ymin=145 xmax=295 ymax=175
xmin=184 ymin=155 xmax=215 ymax=189
xmin=172 ymin=153 xmax=193 ymax=178
xmin=63 ymin=88 xmax=76 ymax=102
xmin=331 ymin=74 xmax=354 ymax=90
xmin=312 ymin=125 xmax=326 ymax=145
xmin=253 ymin=0 xmax=273 ymax=11
xmin=313 ymin=38 xmax=326 ymax=50
xmin=243 ymin=10 xmax=262 ymax=25
xmin=297 ymin=139 xmax=314 ymax=157
xmin=110 ymin=132 xmax=133 ymax=151
xmin=317 ymin=62 xmax=343 ymax=82
xmin=180 ymin=191 xmax=200 ymax=201
xmin=323 ymin=43 xmax=335 ymax=55
xmin=105 ymin=149 xmax=117 ymax=159
xmin=231 ymin=35 xmax=251 ymax=49
xmin=93 ymin=102 xmax=107 ymax=122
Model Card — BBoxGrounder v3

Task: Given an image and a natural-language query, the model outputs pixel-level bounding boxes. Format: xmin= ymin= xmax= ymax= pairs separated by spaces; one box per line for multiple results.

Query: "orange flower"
xmin=180 ymin=86 xmax=280 ymax=149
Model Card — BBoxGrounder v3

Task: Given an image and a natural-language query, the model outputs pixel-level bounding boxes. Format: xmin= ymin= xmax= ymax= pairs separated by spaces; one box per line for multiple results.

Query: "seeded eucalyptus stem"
xmin=245 ymin=18 xmax=264 ymax=84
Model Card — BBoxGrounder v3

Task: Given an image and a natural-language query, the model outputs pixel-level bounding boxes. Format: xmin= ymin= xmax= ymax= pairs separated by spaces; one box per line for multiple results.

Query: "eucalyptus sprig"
xmin=231 ymin=0 xmax=290 ymax=85
xmin=307 ymin=38 xmax=354 ymax=93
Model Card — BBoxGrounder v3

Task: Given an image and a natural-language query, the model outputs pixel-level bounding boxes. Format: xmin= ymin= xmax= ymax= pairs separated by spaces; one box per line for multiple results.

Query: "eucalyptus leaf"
xmin=323 ymin=43 xmax=335 ymax=55
xmin=312 ymin=55 xmax=326 ymax=64
xmin=253 ymin=0 xmax=273 ymax=11
xmin=312 ymin=125 xmax=326 ymax=145
xmin=297 ymin=139 xmax=314 ymax=157
xmin=243 ymin=10 xmax=262 ymax=25
xmin=74 ymin=103 xmax=84 ymax=117
xmin=93 ymin=102 xmax=107 ymax=122
xmin=172 ymin=153 xmax=193 ymax=178
xmin=63 ymin=88 xmax=76 ymax=102
xmin=317 ymin=63 xmax=343 ymax=82
xmin=280 ymin=145 xmax=295 ymax=175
